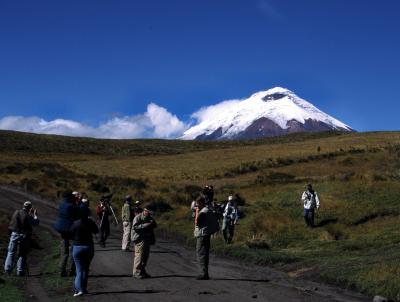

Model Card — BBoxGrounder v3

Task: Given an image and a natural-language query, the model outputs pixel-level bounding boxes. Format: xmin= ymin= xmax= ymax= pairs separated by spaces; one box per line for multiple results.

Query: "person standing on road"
xmin=53 ymin=190 xmax=79 ymax=277
xmin=194 ymin=197 xmax=219 ymax=280
xmin=133 ymin=200 xmax=143 ymax=217
xmin=301 ymin=183 xmax=320 ymax=228
xmin=202 ymin=185 xmax=214 ymax=205
xmin=69 ymin=207 xmax=99 ymax=297
xmin=131 ymin=208 xmax=157 ymax=279
xmin=190 ymin=199 xmax=197 ymax=219
xmin=222 ymin=196 xmax=238 ymax=244
xmin=4 ymin=201 xmax=40 ymax=276
xmin=121 ymin=195 xmax=132 ymax=251
xmin=96 ymin=199 xmax=110 ymax=247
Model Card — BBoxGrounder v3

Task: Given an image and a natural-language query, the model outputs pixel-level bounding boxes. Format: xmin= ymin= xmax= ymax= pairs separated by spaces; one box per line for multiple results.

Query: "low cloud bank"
xmin=0 ymin=98 xmax=245 ymax=139
xmin=0 ymin=103 xmax=188 ymax=139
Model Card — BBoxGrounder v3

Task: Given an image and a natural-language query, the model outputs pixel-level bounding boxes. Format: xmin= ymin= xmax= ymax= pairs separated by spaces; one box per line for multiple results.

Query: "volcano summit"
xmin=181 ymin=87 xmax=353 ymax=140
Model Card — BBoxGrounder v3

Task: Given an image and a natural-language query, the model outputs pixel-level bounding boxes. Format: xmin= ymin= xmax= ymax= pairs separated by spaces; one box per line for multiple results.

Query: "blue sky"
xmin=0 ymin=0 xmax=399 ymax=137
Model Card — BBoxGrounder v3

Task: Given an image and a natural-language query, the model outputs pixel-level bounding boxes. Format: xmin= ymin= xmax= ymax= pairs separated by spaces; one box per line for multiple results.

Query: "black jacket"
xmin=9 ymin=209 xmax=39 ymax=236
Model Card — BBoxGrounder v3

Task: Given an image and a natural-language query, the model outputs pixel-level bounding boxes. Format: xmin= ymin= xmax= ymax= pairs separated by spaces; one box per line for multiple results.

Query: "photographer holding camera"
xmin=4 ymin=200 xmax=40 ymax=276
xmin=96 ymin=198 xmax=111 ymax=248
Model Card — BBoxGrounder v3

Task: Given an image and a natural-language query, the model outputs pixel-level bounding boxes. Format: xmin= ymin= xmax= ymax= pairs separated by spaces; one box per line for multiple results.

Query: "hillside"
xmin=0 ymin=130 xmax=399 ymax=300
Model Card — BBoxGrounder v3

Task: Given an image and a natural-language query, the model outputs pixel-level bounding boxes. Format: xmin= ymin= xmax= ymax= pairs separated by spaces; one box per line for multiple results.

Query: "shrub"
xmin=87 ymin=181 xmax=110 ymax=193
xmin=145 ymin=198 xmax=173 ymax=213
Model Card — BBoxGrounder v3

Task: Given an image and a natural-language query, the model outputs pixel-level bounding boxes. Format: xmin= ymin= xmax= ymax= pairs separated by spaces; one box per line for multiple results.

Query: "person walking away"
xmin=69 ymin=207 xmax=99 ymax=297
xmin=301 ymin=184 xmax=320 ymax=228
xmin=131 ymin=208 xmax=156 ymax=279
xmin=121 ymin=195 xmax=132 ymax=251
xmin=194 ymin=197 xmax=219 ymax=280
xmin=4 ymin=201 xmax=40 ymax=276
xmin=53 ymin=190 xmax=79 ymax=277
xmin=222 ymin=196 xmax=238 ymax=244
xmin=96 ymin=199 xmax=110 ymax=247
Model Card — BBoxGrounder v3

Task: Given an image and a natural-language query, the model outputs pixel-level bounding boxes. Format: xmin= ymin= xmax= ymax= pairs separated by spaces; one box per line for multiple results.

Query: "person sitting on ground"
xmin=4 ymin=201 xmax=40 ymax=276
xmin=69 ymin=207 xmax=99 ymax=297
xmin=54 ymin=190 xmax=79 ymax=277
xmin=121 ymin=195 xmax=132 ymax=251
xmin=222 ymin=195 xmax=238 ymax=244
xmin=131 ymin=208 xmax=157 ymax=279
xmin=301 ymin=183 xmax=320 ymax=228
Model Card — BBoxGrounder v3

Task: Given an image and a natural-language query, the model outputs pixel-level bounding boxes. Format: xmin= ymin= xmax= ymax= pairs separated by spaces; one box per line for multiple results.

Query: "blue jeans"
xmin=304 ymin=209 xmax=315 ymax=227
xmin=72 ymin=245 xmax=94 ymax=293
xmin=4 ymin=232 xmax=29 ymax=276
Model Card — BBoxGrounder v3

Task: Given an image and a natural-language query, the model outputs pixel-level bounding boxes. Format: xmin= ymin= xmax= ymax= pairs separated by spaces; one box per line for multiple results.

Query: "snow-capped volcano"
xmin=181 ymin=87 xmax=353 ymax=140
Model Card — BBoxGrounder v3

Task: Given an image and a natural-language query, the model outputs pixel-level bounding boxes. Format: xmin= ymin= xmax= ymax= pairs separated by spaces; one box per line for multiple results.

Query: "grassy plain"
xmin=0 ymin=130 xmax=399 ymax=300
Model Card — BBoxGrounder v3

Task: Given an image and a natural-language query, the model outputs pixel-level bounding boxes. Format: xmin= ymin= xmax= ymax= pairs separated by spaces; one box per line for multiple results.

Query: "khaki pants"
xmin=121 ymin=221 xmax=131 ymax=250
xmin=196 ymin=235 xmax=210 ymax=277
xmin=133 ymin=240 xmax=150 ymax=276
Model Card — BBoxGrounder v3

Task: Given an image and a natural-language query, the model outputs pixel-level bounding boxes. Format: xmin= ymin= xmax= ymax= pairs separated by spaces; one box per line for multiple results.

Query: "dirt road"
xmin=0 ymin=186 xmax=369 ymax=302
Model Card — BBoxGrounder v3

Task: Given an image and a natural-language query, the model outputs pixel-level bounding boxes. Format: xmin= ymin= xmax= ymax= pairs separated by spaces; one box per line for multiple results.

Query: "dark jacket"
xmin=53 ymin=199 xmax=79 ymax=234
xmin=9 ymin=209 xmax=39 ymax=236
xmin=69 ymin=218 xmax=99 ymax=246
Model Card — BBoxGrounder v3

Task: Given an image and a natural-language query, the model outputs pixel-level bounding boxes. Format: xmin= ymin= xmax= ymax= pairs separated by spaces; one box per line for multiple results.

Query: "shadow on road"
xmin=150 ymin=250 xmax=180 ymax=254
xmin=88 ymin=289 xmax=169 ymax=295
xmin=91 ymin=274 xmax=133 ymax=278
xmin=316 ymin=218 xmax=338 ymax=227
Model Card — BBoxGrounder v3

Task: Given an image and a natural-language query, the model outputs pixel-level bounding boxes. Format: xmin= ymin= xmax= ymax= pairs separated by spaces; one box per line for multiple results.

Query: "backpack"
xmin=207 ymin=211 xmax=220 ymax=235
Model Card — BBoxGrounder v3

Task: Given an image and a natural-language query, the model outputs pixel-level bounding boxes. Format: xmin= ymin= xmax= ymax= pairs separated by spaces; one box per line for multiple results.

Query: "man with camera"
xmin=131 ymin=208 xmax=157 ymax=279
xmin=301 ymin=183 xmax=320 ymax=228
xmin=4 ymin=200 xmax=40 ymax=276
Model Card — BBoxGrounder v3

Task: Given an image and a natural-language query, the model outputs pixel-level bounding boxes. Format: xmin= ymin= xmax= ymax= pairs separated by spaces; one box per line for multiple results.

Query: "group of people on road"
xmin=3 ymin=183 xmax=320 ymax=297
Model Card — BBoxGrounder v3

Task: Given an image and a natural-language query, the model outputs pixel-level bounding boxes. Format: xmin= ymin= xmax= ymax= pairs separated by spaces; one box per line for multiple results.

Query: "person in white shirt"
xmin=222 ymin=196 xmax=238 ymax=243
xmin=301 ymin=184 xmax=320 ymax=228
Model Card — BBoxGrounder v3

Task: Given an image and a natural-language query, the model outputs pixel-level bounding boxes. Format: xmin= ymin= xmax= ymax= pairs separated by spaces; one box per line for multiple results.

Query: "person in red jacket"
xmin=96 ymin=200 xmax=110 ymax=248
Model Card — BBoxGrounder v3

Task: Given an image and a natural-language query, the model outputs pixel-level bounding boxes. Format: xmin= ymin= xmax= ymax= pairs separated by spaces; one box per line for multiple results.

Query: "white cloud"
xmin=146 ymin=103 xmax=187 ymax=138
xmin=0 ymin=103 xmax=188 ymax=139
xmin=191 ymin=99 xmax=241 ymax=123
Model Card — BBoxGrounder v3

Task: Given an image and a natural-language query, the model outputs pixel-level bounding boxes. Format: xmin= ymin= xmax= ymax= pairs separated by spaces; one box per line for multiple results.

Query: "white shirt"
xmin=301 ymin=191 xmax=320 ymax=210
xmin=223 ymin=202 xmax=238 ymax=221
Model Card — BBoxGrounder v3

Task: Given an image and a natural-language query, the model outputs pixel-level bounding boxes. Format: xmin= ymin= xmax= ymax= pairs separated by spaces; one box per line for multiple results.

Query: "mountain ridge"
xmin=182 ymin=87 xmax=353 ymax=140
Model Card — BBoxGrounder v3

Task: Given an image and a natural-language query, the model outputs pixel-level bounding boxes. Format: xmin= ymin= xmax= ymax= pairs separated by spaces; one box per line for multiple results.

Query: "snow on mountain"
xmin=181 ymin=87 xmax=353 ymax=140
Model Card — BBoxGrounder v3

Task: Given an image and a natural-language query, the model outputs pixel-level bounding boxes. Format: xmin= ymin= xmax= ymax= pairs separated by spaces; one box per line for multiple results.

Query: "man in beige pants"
xmin=121 ymin=196 xmax=132 ymax=251
xmin=131 ymin=208 xmax=156 ymax=279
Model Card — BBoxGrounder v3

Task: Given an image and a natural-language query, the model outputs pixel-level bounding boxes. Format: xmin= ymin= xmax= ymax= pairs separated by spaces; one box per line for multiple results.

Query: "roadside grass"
xmin=0 ymin=277 xmax=24 ymax=302
xmin=40 ymin=230 xmax=74 ymax=302
xmin=1 ymin=130 xmax=400 ymax=300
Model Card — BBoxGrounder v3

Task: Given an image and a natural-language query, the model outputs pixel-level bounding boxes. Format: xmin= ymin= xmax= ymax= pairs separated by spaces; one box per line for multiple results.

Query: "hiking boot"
xmin=133 ymin=273 xmax=144 ymax=279
xmin=141 ymin=272 xmax=151 ymax=279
